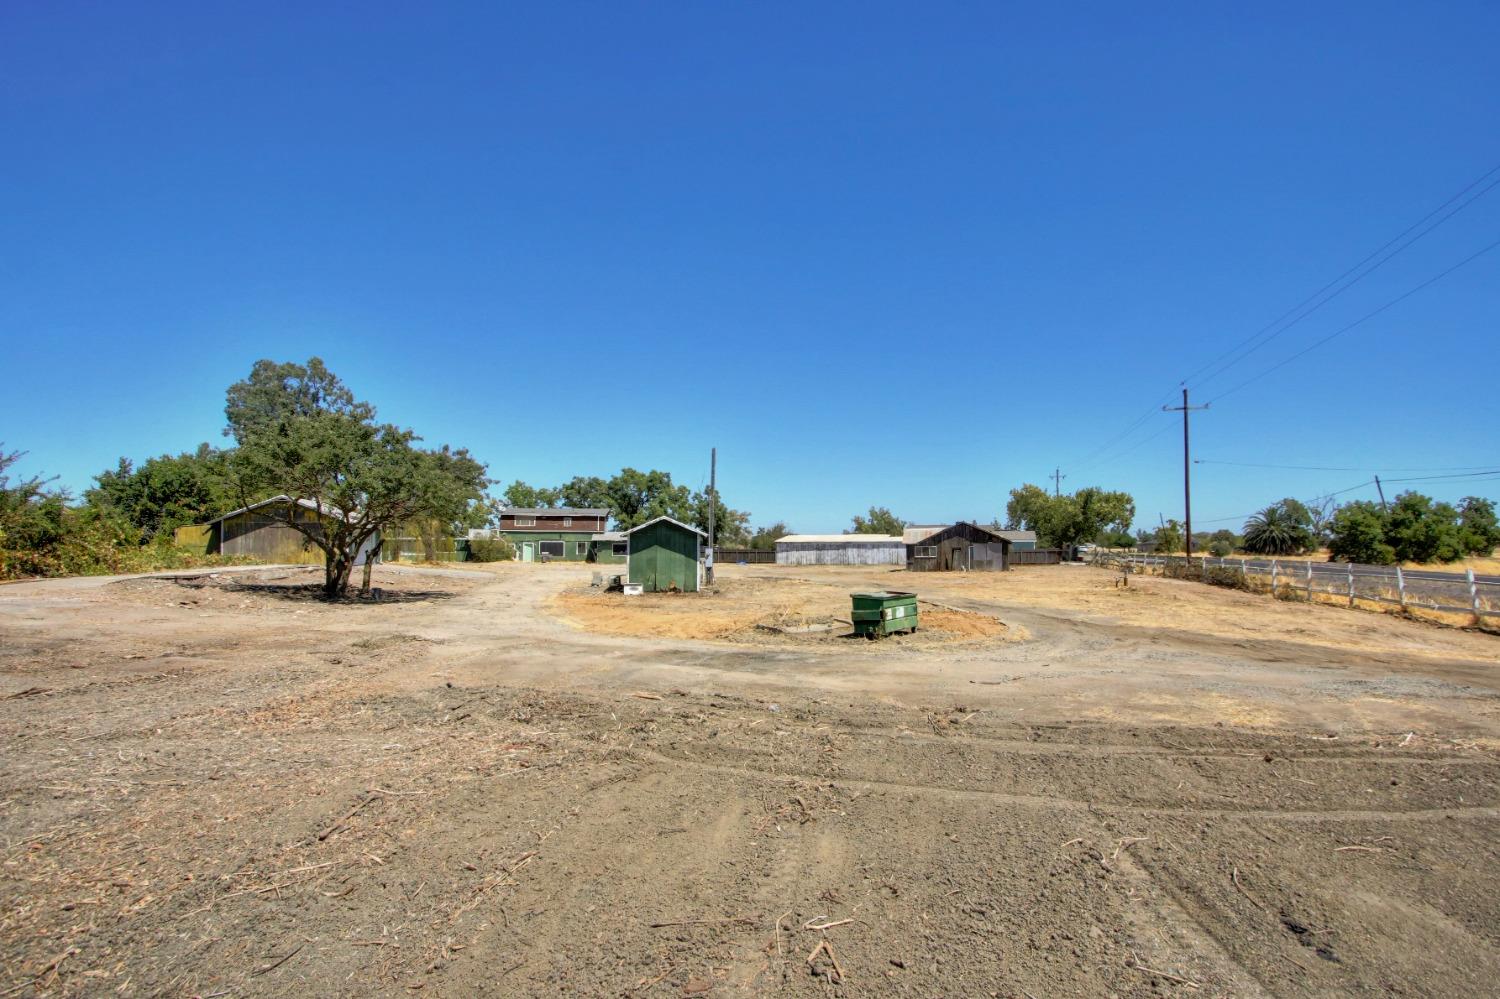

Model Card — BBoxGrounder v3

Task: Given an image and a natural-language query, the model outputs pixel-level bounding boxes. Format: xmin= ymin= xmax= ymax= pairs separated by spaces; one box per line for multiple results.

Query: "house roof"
xmin=994 ymin=529 xmax=1038 ymax=544
xmin=904 ymin=522 xmax=1013 ymax=545
xmin=592 ymin=531 xmax=627 ymax=542
xmin=206 ymin=495 xmax=343 ymax=525
xmin=626 ymin=515 xmax=707 ymax=538
xmin=499 ymin=506 xmax=609 ymax=517
xmin=776 ymin=534 xmax=904 ymax=544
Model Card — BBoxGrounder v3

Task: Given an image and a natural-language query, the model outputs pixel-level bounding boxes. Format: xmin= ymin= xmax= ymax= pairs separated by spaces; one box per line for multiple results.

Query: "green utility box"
xmin=850 ymin=591 xmax=918 ymax=638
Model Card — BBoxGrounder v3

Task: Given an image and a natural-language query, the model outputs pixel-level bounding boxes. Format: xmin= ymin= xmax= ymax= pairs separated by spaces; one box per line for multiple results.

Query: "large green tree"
xmin=1005 ymin=484 xmax=1134 ymax=548
xmin=1385 ymin=492 xmax=1465 ymax=564
xmin=1458 ymin=496 xmax=1500 ymax=555
xmin=850 ymin=506 xmax=906 ymax=535
xmin=1328 ymin=501 xmax=1394 ymax=565
xmin=500 ymin=480 xmax=561 ymax=509
xmin=226 ymin=360 xmax=487 ymax=597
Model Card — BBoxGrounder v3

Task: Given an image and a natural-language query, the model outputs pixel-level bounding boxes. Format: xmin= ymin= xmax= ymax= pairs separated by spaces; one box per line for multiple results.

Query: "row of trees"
xmin=1141 ymin=493 xmax=1499 ymax=564
xmin=498 ymin=473 xmax=755 ymax=545
xmin=1004 ymin=485 xmax=1136 ymax=549
xmin=1327 ymin=494 xmax=1498 ymax=565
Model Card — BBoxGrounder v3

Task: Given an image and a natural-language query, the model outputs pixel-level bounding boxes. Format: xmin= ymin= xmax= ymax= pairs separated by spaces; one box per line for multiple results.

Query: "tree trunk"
xmin=324 ymin=554 xmax=352 ymax=598
xmin=360 ymin=550 xmax=374 ymax=595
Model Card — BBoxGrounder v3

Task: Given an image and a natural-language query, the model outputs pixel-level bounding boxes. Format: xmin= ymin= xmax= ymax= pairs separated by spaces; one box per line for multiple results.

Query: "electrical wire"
xmin=1185 ymin=164 xmax=1500 ymax=390
xmin=1193 ymin=460 xmax=1499 ymax=473
xmin=1207 ymin=233 xmax=1500 ymax=404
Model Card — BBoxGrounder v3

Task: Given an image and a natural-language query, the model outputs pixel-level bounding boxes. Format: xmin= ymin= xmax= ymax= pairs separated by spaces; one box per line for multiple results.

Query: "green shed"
xmin=626 ymin=516 xmax=706 ymax=593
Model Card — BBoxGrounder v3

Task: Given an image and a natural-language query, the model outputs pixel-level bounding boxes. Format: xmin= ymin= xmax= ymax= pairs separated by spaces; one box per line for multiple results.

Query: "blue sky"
xmin=3 ymin=2 xmax=1497 ymax=533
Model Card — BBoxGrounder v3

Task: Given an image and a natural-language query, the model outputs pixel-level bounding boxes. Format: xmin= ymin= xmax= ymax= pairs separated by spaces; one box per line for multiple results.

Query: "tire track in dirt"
xmin=625 ymin=745 xmax=1500 ymax=824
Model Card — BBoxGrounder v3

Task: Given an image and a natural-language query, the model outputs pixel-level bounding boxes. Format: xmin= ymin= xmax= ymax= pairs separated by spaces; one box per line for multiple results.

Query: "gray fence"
xmin=1095 ymin=551 xmax=1500 ymax=624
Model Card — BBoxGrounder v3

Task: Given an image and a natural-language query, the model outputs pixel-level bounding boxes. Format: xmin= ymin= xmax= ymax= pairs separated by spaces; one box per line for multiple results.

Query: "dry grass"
xmin=548 ymin=576 xmax=1009 ymax=645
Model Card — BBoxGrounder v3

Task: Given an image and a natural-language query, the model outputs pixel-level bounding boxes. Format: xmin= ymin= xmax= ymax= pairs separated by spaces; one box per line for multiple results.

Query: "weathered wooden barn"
xmin=627 ymin=516 xmax=706 ymax=592
xmin=774 ymin=534 xmax=906 ymax=566
xmin=204 ymin=496 xmax=378 ymax=565
xmin=906 ymin=522 xmax=1012 ymax=571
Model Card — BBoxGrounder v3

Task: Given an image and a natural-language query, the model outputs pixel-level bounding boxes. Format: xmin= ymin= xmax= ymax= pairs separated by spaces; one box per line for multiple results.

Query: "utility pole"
xmin=1163 ymin=388 xmax=1209 ymax=556
xmin=1051 ymin=467 xmax=1066 ymax=497
xmin=705 ymin=447 xmax=717 ymax=586
xmin=1373 ymin=475 xmax=1389 ymax=514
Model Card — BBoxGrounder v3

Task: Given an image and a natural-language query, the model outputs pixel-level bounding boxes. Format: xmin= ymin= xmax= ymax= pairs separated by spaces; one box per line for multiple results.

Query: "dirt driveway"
xmin=1 ymin=562 xmax=1498 ymax=997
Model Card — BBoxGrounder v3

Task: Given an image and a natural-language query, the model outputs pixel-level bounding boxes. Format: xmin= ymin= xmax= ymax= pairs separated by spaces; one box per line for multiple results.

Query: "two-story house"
xmin=494 ymin=507 xmax=610 ymax=562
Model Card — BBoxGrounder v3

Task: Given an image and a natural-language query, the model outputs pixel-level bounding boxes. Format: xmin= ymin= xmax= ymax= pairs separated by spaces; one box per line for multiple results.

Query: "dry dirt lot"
xmin=1 ymin=561 xmax=1498 ymax=997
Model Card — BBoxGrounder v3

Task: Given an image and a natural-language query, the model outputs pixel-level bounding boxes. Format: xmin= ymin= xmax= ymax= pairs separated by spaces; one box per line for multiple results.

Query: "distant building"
xmin=591 ymin=531 xmax=628 ymax=564
xmin=495 ymin=507 xmax=610 ymax=563
xmin=903 ymin=524 xmax=1036 ymax=552
xmin=906 ymin=522 xmax=1012 ymax=571
xmin=994 ymin=529 xmax=1037 ymax=551
xmin=627 ymin=516 xmax=706 ymax=592
xmin=774 ymin=534 xmax=906 ymax=566
xmin=202 ymin=496 xmax=379 ymax=566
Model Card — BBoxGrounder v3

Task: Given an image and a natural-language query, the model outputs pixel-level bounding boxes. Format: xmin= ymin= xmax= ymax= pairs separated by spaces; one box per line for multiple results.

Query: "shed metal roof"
xmin=776 ymin=534 xmax=904 ymax=545
xmin=205 ymin=495 xmax=344 ymax=525
xmin=626 ymin=515 xmax=707 ymax=538
xmin=592 ymin=531 xmax=627 ymax=542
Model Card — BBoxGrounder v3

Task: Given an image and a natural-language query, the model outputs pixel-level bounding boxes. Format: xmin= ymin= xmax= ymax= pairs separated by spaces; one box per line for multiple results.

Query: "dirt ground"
xmin=2 ymin=561 xmax=1499 ymax=997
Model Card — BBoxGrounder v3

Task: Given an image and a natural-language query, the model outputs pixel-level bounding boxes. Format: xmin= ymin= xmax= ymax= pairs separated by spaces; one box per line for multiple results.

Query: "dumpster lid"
xmin=850 ymin=590 xmax=916 ymax=599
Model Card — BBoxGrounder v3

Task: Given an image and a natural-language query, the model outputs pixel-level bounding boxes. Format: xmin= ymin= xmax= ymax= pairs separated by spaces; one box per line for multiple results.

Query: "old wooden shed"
xmin=627 ymin=516 xmax=706 ymax=592
xmin=204 ymin=496 xmax=378 ymax=566
xmin=906 ymin=522 xmax=1012 ymax=572
xmin=774 ymin=534 xmax=906 ymax=565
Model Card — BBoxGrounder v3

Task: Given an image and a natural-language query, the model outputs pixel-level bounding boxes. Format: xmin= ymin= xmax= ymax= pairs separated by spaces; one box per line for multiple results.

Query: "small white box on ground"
xmin=622 ymin=583 xmax=644 ymax=597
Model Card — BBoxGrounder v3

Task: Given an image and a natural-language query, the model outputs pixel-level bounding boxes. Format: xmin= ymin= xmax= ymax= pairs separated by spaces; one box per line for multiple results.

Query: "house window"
xmin=612 ymin=542 xmax=628 ymax=557
xmin=574 ymin=541 xmax=587 ymax=556
xmin=516 ymin=516 xmax=536 ymax=527
xmin=539 ymin=540 xmax=565 ymax=558
xmin=563 ymin=517 xmax=573 ymax=527
xmin=915 ymin=546 xmax=938 ymax=558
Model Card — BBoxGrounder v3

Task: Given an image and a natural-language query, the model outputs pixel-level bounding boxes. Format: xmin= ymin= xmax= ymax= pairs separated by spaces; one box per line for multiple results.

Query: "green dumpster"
xmin=850 ymin=591 xmax=918 ymax=638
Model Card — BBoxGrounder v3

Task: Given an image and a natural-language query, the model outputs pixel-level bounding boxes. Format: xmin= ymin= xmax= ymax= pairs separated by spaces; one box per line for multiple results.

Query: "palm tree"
xmin=1241 ymin=504 xmax=1305 ymax=555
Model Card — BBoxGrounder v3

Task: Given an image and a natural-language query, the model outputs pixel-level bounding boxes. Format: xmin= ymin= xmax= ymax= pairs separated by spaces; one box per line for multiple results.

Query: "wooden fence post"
xmin=1305 ymin=561 xmax=1313 ymax=602
xmin=1241 ymin=558 xmax=1248 ymax=589
xmin=1271 ymin=559 xmax=1279 ymax=595
xmin=1395 ymin=565 xmax=1407 ymax=612
xmin=1468 ymin=568 xmax=1481 ymax=626
xmin=1347 ymin=561 xmax=1355 ymax=607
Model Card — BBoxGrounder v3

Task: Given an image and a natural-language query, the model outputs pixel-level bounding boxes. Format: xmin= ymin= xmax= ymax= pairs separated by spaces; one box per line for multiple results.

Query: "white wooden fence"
xmin=1095 ymin=551 xmax=1500 ymax=625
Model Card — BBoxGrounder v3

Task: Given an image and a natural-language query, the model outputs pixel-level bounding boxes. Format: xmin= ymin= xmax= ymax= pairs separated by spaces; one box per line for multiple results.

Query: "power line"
xmin=1207 ymin=233 xmax=1500 ymax=404
xmin=1184 ymin=163 xmax=1500 ymax=391
xmin=1194 ymin=459 xmax=1499 ymax=473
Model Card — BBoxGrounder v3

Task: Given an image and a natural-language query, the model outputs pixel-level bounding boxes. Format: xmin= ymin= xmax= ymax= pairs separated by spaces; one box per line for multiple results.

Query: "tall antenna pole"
xmin=1163 ymin=388 xmax=1209 ymax=556
xmin=1051 ymin=467 xmax=1066 ymax=497
xmin=706 ymin=447 xmax=717 ymax=585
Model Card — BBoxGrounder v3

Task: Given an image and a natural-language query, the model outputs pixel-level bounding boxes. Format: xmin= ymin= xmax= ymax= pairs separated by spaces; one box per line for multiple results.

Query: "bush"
xmin=1328 ymin=501 xmax=1394 ymax=565
xmin=467 ymin=537 xmax=515 ymax=563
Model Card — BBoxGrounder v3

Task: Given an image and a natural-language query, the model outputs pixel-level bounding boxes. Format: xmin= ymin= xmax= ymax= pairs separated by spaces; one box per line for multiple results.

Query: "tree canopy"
xmin=86 ymin=444 xmax=234 ymax=540
xmin=850 ymin=506 xmax=906 ymax=535
xmin=227 ymin=359 xmax=487 ymax=596
xmin=1241 ymin=499 xmax=1314 ymax=555
xmin=1005 ymin=484 xmax=1134 ymax=548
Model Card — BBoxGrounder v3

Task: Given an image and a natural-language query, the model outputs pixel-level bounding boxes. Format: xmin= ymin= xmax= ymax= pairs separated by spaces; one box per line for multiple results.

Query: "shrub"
xmin=468 ymin=537 xmax=515 ymax=563
xmin=1328 ymin=501 xmax=1394 ymax=565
